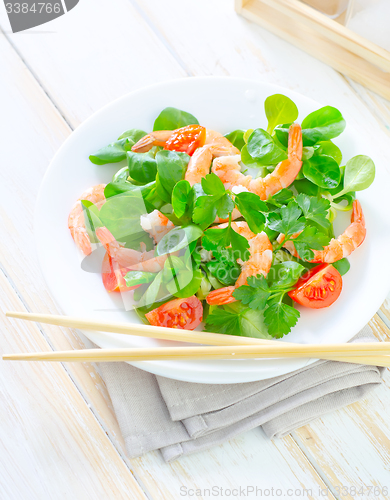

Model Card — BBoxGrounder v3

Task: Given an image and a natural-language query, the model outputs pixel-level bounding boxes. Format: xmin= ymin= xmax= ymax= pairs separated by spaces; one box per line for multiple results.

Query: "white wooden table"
xmin=1 ymin=1 xmax=390 ymax=498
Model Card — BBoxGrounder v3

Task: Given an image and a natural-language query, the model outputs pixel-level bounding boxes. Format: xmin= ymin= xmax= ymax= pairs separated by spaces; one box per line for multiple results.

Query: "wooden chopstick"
xmin=3 ymin=343 xmax=390 ymax=366
xmin=5 ymin=311 xmax=390 ymax=366
xmin=6 ymin=310 xmax=263 ymax=345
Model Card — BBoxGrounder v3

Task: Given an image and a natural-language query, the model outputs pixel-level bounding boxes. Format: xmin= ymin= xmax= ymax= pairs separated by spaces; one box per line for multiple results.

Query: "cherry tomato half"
xmin=164 ymin=125 xmax=206 ymax=156
xmin=145 ymin=296 xmax=203 ymax=329
xmin=288 ymin=263 xmax=342 ymax=309
xmin=102 ymin=252 xmax=140 ymax=293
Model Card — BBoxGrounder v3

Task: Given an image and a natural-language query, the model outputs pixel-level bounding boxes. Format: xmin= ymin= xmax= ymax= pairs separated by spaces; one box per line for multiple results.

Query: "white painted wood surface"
xmin=0 ymin=0 xmax=389 ymax=498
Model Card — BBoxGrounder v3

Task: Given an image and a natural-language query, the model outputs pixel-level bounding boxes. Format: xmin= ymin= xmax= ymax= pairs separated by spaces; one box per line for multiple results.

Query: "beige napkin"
xmin=100 ymin=326 xmax=384 ymax=462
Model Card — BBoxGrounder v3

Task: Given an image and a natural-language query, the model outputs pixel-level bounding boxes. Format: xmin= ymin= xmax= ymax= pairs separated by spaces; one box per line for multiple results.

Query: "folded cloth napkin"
xmin=100 ymin=326 xmax=385 ymax=462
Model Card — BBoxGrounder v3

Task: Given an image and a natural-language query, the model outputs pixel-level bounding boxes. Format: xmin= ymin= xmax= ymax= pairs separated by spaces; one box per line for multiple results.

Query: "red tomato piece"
xmin=164 ymin=125 xmax=206 ymax=156
xmin=102 ymin=252 xmax=140 ymax=293
xmin=288 ymin=263 xmax=342 ymax=309
xmin=145 ymin=296 xmax=203 ymax=330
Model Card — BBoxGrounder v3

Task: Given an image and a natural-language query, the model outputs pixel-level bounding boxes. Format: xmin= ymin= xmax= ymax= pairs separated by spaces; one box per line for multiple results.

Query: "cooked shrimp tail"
xmin=131 ymin=130 xmax=173 ymax=153
xmin=185 ymin=146 xmax=213 ymax=186
xmin=280 ymin=199 xmax=366 ymax=263
xmin=68 ymin=184 xmax=106 ymax=255
xmin=206 ymin=286 xmax=236 ymax=305
xmin=96 ymin=226 xmax=167 ymax=272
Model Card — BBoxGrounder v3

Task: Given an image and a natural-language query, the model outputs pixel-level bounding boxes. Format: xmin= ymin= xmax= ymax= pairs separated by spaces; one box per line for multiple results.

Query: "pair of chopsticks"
xmin=3 ymin=311 xmax=390 ymax=367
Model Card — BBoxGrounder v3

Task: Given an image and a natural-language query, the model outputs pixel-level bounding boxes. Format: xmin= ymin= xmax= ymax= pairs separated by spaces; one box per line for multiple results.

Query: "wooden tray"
xmin=235 ymin=0 xmax=390 ymax=100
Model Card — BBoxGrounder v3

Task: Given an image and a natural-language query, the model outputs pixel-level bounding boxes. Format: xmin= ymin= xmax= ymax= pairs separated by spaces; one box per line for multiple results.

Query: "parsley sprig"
xmin=268 ymin=194 xmax=331 ymax=260
xmin=192 ymin=173 xmax=234 ymax=228
xmin=233 ymin=261 xmax=304 ymax=337
xmin=205 ymin=302 xmax=273 ymax=339
xmin=296 ymin=193 xmax=331 ymax=229
xmin=202 ymin=214 xmax=250 ymax=262
xmin=206 ymin=247 xmax=241 ymax=286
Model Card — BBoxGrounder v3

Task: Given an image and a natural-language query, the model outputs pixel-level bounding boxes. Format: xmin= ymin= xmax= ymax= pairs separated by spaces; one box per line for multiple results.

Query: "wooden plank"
xmin=380 ymin=301 xmax=390 ymax=329
xmin=0 ymin=0 xmax=187 ymax=128
xmin=343 ymin=78 xmax=390 ymax=138
xmin=2 ymin=0 xmax=389 ymax=146
xmin=293 ymin=315 xmax=390 ymax=498
xmin=126 ymin=0 xmax=390 ymax=144
xmin=0 ymin=29 xmax=128 ymax=453
xmin=131 ymin=433 xmax=336 ymax=500
xmin=0 ymin=271 xmax=147 ymax=500
xmin=237 ymin=0 xmax=390 ymax=100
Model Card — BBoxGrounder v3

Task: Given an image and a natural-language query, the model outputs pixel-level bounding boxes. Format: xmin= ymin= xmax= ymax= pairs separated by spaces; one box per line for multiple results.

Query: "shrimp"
xmin=68 ymin=184 xmax=106 ymax=255
xmin=278 ymin=200 xmax=366 ymax=264
xmin=185 ymin=130 xmax=239 ymax=185
xmin=206 ymin=222 xmax=273 ymax=305
xmin=131 ymin=130 xmax=173 ymax=153
xmin=95 ymin=226 xmax=168 ymax=273
xmin=140 ymin=210 xmax=175 ymax=244
xmin=132 ymin=127 xmax=239 ymax=186
xmin=212 ymin=123 xmax=303 ymax=199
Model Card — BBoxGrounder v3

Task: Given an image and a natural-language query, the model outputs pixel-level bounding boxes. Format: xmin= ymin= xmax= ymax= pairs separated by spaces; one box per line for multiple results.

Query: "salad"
xmin=68 ymin=95 xmax=375 ymax=339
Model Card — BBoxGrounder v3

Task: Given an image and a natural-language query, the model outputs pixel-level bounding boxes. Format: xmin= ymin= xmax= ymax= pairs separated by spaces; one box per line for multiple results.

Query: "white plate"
xmin=35 ymin=77 xmax=390 ymax=384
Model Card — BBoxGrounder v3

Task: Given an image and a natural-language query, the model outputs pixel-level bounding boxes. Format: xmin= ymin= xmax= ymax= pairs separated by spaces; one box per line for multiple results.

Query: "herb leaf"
xmin=172 ymin=180 xmax=193 ymax=219
xmin=293 ymin=178 xmax=319 ymax=197
xmin=117 ymin=129 xmax=148 ymax=142
xmin=233 ymin=265 xmax=302 ymax=337
xmin=89 ymin=129 xmax=146 ymax=165
xmin=124 ymin=271 xmax=156 ymax=287
xmin=207 ymin=248 xmax=241 ymax=286
xmin=205 ymin=303 xmax=271 ymax=339
xmin=267 ymin=262 xmax=305 ymax=288
xmin=264 ymin=301 xmax=300 ymax=338
xmin=192 ymin=173 xmax=235 ymax=228
xmin=112 ymin=166 xmax=129 ymax=183
xmin=296 ymin=193 xmax=331 ymax=229
xmin=267 ymin=201 xmax=305 ymax=235
xmin=235 ymin=192 xmax=267 ymax=234
xmin=332 ymin=258 xmax=350 ymax=276
xmin=166 ymin=268 xmax=203 ymax=299
xmin=137 ymin=271 xmax=165 ymax=308
xmin=314 ymin=140 xmax=342 ymax=165
xmin=193 ymin=196 xmax=219 ymax=228
xmin=204 ymin=307 xmax=241 ymax=335
xmin=202 ymin=222 xmax=250 ymax=262
xmin=338 ymin=155 xmax=375 ymax=196
xmin=127 ymin=151 xmax=157 ymax=184
xmin=292 ymin=226 xmax=331 ymax=260
xmin=247 ymin=128 xmax=288 ymax=165
xmin=156 ymin=225 xmax=203 ymax=256
xmin=303 ymin=155 xmax=341 ymax=189
xmin=153 ymin=107 xmax=199 ymax=131
xmin=224 ymin=130 xmax=246 ymax=151
xmin=89 ymin=139 xmax=131 ymax=165
xmin=233 ymin=274 xmax=271 ymax=310
xmin=155 ymin=150 xmax=189 ymax=203
xmin=265 ymin=94 xmax=298 ymax=134
xmin=301 ymin=106 xmax=346 ymax=146
xmin=98 ymin=190 xmax=146 ymax=241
